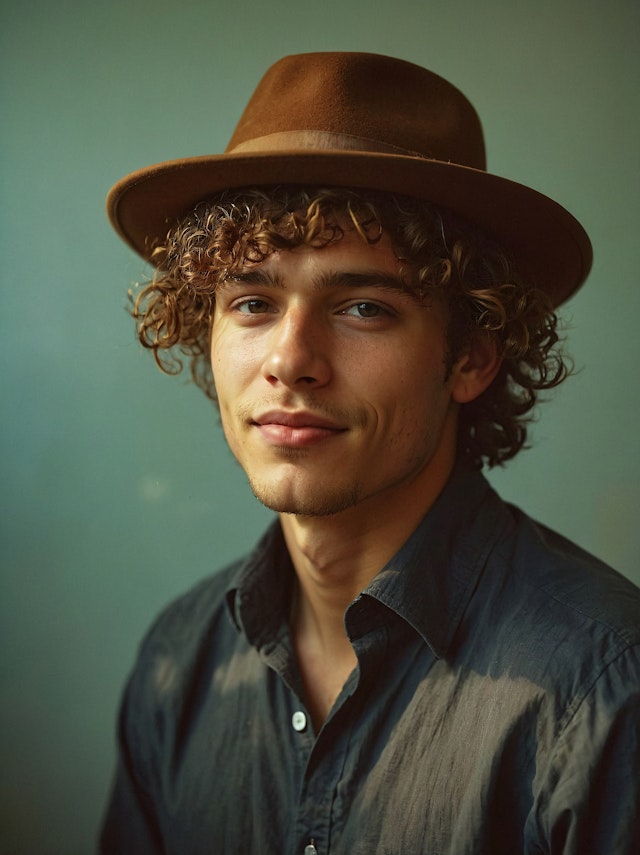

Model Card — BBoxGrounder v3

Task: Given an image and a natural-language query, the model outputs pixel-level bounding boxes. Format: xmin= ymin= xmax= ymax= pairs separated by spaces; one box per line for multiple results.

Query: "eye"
xmin=341 ymin=301 xmax=389 ymax=319
xmin=235 ymin=298 xmax=273 ymax=315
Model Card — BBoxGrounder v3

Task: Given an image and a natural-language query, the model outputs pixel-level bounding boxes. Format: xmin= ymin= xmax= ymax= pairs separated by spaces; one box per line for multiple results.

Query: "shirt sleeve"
xmin=99 ymin=660 xmax=166 ymax=854
xmin=530 ymin=643 xmax=640 ymax=854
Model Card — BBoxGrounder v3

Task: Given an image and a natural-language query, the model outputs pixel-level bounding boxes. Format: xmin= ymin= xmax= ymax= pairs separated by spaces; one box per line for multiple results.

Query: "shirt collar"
xmin=353 ymin=466 xmax=511 ymax=657
xmin=226 ymin=466 xmax=512 ymax=658
xmin=225 ymin=520 xmax=294 ymax=647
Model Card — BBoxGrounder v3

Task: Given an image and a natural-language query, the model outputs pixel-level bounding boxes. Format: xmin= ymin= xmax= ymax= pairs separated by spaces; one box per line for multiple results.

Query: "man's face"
xmin=210 ymin=228 xmax=465 ymax=518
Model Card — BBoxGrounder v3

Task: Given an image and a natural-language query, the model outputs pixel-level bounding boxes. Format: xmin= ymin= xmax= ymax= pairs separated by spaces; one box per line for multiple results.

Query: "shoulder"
xmin=135 ymin=518 xmax=289 ymax=659
xmin=121 ymin=518 xmax=289 ymax=709
xmin=488 ymin=512 xmax=640 ymax=849
xmin=502 ymin=505 xmax=640 ymax=648
xmin=118 ymin=559 xmax=245 ymax=721
xmin=142 ymin=559 xmax=241 ymax=653
xmin=472 ymin=499 xmax=640 ymax=722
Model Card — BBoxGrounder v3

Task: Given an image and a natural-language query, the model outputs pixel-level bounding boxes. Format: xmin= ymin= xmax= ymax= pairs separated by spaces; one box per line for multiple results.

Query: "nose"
xmin=261 ymin=307 xmax=331 ymax=388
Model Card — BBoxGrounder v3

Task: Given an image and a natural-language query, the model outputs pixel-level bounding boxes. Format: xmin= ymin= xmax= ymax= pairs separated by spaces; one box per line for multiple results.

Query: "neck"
xmin=281 ymin=443 xmax=456 ymax=639
xmin=282 ymin=449 xmax=455 ymax=730
xmin=280 ymin=427 xmax=457 ymax=729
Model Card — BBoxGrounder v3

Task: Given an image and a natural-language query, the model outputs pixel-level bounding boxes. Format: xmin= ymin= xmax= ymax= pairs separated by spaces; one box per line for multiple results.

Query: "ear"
xmin=450 ymin=334 xmax=502 ymax=404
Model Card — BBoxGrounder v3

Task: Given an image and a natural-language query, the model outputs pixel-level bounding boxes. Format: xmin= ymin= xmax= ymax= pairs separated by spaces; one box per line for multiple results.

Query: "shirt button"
xmin=292 ymin=710 xmax=307 ymax=732
xmin=304 ymin=842 xmax=318 ymax=855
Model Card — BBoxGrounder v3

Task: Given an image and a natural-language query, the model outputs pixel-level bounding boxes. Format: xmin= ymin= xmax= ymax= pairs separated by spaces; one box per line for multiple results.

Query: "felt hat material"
xmin=107 ymin=51 xmax=592 ymax=304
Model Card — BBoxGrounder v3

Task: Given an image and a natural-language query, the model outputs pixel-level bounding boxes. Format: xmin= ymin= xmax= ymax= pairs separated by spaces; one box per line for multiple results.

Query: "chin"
xmin=249 ymin=479 xmax=362 ymax=518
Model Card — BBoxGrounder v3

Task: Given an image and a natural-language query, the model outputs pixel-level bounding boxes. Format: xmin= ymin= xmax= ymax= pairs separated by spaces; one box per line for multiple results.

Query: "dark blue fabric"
xmin=100 ymin=468 xmax=640 ymax=854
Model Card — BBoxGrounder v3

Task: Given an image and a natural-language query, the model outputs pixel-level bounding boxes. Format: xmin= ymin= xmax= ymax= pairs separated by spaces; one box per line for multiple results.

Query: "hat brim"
xmin=107 ymin=150 xmax=592 ymax=306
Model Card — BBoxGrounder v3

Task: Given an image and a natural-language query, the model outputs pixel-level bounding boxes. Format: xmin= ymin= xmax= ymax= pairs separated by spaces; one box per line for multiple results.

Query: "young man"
xmin=101 ymin=53 xmax=640 ymax=854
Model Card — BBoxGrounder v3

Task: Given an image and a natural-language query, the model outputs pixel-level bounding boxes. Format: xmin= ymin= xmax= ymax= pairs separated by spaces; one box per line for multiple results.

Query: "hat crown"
xmin=226 ymin=52 xmax=486 ymax=170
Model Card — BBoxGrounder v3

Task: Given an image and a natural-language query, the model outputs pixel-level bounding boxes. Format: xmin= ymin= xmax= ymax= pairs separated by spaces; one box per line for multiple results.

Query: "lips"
xmin=251 ymin=410 xmax=347 ymax=447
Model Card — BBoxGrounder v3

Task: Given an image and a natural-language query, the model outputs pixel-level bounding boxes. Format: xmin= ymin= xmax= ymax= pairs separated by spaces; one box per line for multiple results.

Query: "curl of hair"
xmin=131 ymin=186 xmax=570 ymax=468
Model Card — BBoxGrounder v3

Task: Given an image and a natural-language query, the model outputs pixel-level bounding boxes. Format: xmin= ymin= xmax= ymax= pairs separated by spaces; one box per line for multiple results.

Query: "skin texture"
xmin=210 ymin=228 xmax=500 ymax=727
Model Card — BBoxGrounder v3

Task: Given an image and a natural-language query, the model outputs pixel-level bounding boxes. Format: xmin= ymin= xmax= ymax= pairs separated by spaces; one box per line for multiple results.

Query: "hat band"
xmin=228 ymin=129 xmax=427 ymax=158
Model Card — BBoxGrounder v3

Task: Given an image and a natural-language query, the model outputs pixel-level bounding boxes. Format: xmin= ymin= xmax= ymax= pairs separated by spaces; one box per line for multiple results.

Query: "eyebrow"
xmin=221 ymin=268 xmax=415 ymax=295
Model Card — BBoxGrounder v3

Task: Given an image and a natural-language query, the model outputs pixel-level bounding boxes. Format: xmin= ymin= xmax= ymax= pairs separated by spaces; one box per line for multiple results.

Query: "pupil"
xmin=359 ymin=303 xmax=378 ymax=317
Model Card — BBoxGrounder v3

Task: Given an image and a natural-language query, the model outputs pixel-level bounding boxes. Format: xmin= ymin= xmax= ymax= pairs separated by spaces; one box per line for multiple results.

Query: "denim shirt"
xmin=100 ymin=468 xmax=640 ymax=854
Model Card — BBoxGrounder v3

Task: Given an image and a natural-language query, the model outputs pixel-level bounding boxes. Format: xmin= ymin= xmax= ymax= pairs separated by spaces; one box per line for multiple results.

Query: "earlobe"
xmin=450 ymin=335 xmax=502 ymax=404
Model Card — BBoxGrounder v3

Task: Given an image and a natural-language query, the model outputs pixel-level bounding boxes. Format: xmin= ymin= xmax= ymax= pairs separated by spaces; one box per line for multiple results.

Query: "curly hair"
xmin=131 ymin=186 xmax=569 ymax=468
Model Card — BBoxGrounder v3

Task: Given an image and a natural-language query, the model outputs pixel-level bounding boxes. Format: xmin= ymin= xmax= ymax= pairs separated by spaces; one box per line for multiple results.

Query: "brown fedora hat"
xmin=107 ymin=51 xmax=592 ymax=305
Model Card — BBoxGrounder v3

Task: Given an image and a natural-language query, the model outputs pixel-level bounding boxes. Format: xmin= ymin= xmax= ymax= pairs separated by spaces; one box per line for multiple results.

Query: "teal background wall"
xmin=1 ymin=0 xmax=638 ymax=851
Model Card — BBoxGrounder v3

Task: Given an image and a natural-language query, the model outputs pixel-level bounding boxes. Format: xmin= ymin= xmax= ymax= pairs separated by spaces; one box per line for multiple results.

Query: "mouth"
xmin=251 ymin=410 xmax=347 ymax=447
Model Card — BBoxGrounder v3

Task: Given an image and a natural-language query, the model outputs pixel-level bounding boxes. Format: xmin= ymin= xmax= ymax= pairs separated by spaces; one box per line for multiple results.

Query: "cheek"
xmin=211 ymin=325 xmax=265 ymax=382
xmin=210 ymin=329 xmax=242 ymax=390
xmin=381 ymin=354 xmax=451 ymax=434
xmin=209 ymin=347 xmax=237 ymax=414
